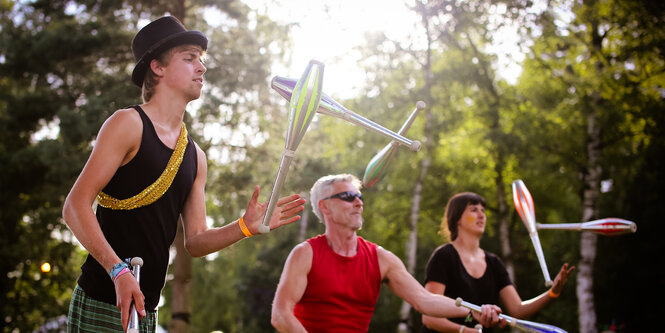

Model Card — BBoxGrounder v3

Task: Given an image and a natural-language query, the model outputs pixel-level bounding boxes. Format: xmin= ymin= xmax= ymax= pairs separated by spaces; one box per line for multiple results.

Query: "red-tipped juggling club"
xmin=512 ymin=179 xmax=553 ymax=287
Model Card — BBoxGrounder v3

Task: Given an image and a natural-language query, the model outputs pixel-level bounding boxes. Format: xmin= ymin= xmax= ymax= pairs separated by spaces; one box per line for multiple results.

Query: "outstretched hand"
xmin=550 ymin=263 xmax=575 ymax=295
xmin=242 ymin=186 xmax=306 ymax=234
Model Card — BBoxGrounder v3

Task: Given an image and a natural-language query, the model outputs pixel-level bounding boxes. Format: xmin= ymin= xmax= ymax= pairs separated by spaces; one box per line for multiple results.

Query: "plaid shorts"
xmin=68 ymin=284 xmax=157 ymax=333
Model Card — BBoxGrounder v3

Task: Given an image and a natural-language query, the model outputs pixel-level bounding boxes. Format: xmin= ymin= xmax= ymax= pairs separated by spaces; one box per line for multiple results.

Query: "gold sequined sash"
xmin=96 ymin=123 xmax=188 ymax=210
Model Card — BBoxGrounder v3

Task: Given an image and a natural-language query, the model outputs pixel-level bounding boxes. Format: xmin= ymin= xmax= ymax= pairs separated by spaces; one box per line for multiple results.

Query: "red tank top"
xmin=294 ymin=234 xmax=381 ymax=332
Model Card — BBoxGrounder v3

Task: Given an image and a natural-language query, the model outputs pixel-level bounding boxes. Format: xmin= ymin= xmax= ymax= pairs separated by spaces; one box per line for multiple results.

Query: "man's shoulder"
xmin=291 ymin=240 xmax=313 ymax=257
xmin=95 ymin=107 xmax=142 ymax=144
xmin=286 ymin=241 xmax=313 ymax=273
xmin=105 ymin=107 xmax=142 ymax=127
xmin=113 ymin=105 xmax=140 ymax=115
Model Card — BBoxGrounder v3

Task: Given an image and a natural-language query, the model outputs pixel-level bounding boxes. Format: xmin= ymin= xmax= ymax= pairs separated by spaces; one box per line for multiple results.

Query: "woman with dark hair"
xmin=421 ymin=192 xmax=575 ymax=333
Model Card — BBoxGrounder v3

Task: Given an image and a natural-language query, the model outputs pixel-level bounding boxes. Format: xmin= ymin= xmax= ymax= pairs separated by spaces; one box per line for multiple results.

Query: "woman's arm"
xmin=500 ymin=263 xmax=575 ymax=318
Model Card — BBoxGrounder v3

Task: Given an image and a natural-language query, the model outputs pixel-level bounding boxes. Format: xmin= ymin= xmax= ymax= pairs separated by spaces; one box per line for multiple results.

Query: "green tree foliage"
xmin=2 ymin=0 xmax=663 ymax=332
xmin=0 ymin=0 xmax=292 ymax=330
xmin=516 ymin=0 xmax=664 ymax=331
xmin=0 ymin=1 xmax=138 ymax=331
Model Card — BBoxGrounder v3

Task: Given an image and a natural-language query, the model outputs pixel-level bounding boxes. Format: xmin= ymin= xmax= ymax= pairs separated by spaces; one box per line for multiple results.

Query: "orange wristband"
xmin=549 ymin=288 xmax=560 ymax=298
xmin=238 ymin=217 xmax=253 ymax=238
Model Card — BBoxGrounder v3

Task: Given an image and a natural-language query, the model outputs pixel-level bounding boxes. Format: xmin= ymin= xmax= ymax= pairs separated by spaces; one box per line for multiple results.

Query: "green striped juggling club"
xmin=259 ymin=60 xmax=324 ymax=233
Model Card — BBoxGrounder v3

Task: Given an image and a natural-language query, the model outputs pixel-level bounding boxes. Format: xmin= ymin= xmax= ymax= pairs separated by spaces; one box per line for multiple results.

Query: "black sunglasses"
xmin=322 ymin=191 xmax=363 ymax=202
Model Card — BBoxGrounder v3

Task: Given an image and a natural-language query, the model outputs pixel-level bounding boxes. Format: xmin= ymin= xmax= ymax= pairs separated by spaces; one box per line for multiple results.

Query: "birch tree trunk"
xmin=577 ymin=106 xmax=602 ymax=333
xmin=397 ymin=3 xmax=433 ymax=331
xmin=576 ymin=8 xmax=606 ymax=330
xmin=494 ymin=165 xmax=514 ymax=281
xmin=397 ymin=156 xmax=430 ymax=333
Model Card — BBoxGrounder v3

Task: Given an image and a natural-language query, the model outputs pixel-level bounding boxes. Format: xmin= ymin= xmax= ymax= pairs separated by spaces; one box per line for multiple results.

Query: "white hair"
xmin=310 ymin=174 xmax=362 ymax=221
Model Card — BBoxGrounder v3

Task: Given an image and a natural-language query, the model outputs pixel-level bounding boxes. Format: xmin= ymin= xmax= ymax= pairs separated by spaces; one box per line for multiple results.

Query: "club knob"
xmin=130 ymin=257 xmax=143 ymax=267
xmin=410 ymin=140 xmax=421 ymax=152
xmin=258 ymin=224 xmax=270 ymax=234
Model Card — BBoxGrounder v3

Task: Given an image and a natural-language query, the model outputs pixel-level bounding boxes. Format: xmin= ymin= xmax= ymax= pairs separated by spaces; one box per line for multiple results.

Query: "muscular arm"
xmin=271 ymin=242 xmax=312 ymax=333
xmin=422 ymin=281 xmax=475 ymax=333
xmin=378 ymin=248 xmax=472 ymax=319
xmin=499 ymin=263 xmax=575 ymax=318
xmin=62 ymin=108 xmax=145 ymax=329
xmin=379 ymin=248 xmax=501 ymax=329
xmin=180 ymin=144 xmax=306 ymax=257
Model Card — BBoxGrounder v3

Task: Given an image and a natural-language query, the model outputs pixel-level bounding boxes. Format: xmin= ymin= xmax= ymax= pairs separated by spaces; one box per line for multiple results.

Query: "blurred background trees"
xmin=1 ymin=0 xmax=662 ymax=332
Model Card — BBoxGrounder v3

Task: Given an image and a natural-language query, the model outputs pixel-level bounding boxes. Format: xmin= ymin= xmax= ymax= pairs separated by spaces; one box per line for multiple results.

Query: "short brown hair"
xmin=440 ymin=192 xmax=486 ymax=241
xmin=141 ymin=45 xmax=204 ymax=103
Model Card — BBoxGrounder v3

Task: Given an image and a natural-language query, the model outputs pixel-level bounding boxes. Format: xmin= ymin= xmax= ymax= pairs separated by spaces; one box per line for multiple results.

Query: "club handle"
xmin=529 ymin=233 xmax=553 ymax=286
xmin=454 ymin=297 xmax=520 ymax=329
xmin=324 ymin=108 xmax=421 ymax=151
xmin=397 ymin=101 xmax=425 ymax=135
xmin=454 ymin=298 xmax=567 ymax=333
xmin=259 ymin=152 xmax=294 ymax=233
xmin=536 ymin=218 xmax=637 ymax=236
xmin=127 ymin=257 xmax=143 ymax=332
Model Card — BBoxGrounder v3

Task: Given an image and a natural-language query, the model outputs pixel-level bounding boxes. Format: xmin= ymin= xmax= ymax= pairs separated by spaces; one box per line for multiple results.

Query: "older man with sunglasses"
xmin=271 ymin=174 xmax=503 ymax=333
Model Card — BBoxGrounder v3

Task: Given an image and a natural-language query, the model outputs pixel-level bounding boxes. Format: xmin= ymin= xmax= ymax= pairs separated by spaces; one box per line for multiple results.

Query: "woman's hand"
xmin=550 ymin=263 xmax=576 ymax=295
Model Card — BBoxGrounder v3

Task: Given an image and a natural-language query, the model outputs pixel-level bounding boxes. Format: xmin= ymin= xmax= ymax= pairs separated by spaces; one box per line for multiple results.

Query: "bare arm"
xmin=180 ymin=144 xmax=306 ymax=257
xmin=378 ymin=247 xmax=500 ymax=326
xmin=62 ymin=109 xmax=145 ymax=330
xmin=271 ymin=243 xmax=312 ymax=333
xmin=500 ymin=263 xmax=575 ymax=318
xmin=422 ymin=281 xmax=480 ymax=333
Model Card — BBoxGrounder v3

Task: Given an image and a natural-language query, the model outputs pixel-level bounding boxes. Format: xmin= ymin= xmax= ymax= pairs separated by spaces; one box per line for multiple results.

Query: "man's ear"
xmin=150 ymin=58 xmax=165 ymax=77
xmin=318 ymin=199 xmax=330 ymax=216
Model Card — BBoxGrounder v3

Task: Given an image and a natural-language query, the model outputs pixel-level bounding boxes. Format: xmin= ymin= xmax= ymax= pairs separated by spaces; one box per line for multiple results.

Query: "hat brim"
xmin=131 ymin=30 xmax=208 ymax=87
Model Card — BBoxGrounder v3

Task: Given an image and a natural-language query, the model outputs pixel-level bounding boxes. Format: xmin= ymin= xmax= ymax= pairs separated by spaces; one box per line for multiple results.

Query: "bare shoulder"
xmin=92 ymin=108 xmax=143 ymax=165
xmin=290 ymin=241 xmax=313 ymax=260
xmin=98 ymin=108 xmax=142 ymax=140
xmin=109 ymin=107 xmax=141 ymax=125
xmin=377 ymin=246 xmax=406 ymax=279
xmin=377 ymin=246 xmax=400 ymax=263
xmin=284 ymin=241 xmax=313 ymax=272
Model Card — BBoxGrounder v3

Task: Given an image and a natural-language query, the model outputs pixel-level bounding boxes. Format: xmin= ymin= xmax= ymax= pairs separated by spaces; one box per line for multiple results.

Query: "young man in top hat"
xmin=63 ymin=16 xmax=305 ymax=332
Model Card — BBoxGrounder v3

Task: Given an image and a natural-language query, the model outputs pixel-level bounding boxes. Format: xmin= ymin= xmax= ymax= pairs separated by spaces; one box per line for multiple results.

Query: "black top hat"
xmin=131 ymin=16 xmax=208 ymax=87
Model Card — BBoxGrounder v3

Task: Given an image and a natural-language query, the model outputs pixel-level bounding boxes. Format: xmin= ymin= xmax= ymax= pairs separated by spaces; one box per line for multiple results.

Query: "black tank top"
xmin=78 ymin=105 xmax=197 ymax=310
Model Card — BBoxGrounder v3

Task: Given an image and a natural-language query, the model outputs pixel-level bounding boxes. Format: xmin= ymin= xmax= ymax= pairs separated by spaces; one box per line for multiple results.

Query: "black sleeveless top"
xmin=420 ymin=244 xmax=512 ymax=333
xmin=78 ymin=105 xmax=198 ymax=310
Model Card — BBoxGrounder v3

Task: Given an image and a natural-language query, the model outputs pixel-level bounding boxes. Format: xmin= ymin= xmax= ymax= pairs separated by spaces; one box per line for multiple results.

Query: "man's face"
xmin=321 ymin=181 xmax=364 ymax=231
xmin=160 ymin=45 xmax=206 ymax=101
